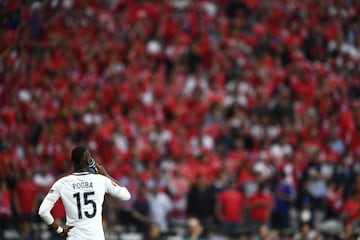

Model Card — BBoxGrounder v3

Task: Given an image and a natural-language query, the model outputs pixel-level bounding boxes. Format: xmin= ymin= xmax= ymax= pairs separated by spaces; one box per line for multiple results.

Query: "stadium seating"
xmin=1 ymin=0 xmax=360 ymax=239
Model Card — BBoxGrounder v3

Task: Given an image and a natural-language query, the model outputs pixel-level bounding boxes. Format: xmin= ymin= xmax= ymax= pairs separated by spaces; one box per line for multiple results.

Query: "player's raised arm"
xmin=97 ymin=164 xmax=131 ymax=201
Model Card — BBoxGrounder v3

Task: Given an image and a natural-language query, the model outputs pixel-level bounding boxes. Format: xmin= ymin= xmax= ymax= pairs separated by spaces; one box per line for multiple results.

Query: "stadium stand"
xmin=1 ymin=0 xmax=360 ymax=239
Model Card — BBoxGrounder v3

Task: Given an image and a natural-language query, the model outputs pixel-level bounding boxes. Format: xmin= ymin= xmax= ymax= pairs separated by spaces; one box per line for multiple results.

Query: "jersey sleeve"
xmin=103 ymin=176 xmax=131 ymax=201
xmin=38 ymin=179 xmax=62 ymax=225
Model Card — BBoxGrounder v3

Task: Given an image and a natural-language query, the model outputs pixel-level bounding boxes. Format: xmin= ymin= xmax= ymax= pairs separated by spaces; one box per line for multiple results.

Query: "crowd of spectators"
xmin=1 ymin=0 xmax=360 ymax=239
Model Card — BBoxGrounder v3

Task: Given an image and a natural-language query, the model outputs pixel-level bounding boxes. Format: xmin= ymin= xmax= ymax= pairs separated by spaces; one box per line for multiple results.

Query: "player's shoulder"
xmin=91 ymin=174 xmax=117 ymax=187
xmin=92 ymin=173 xmax=111 ymax=182
xmin=53 ymin=174 xmax=73 ymax=185
xmin=48 ymin=175 xmax=69 ymax=190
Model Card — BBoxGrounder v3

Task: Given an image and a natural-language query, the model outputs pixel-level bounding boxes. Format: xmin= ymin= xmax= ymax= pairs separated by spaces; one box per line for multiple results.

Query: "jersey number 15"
xmin=73 ymin=192 xmax=97 ymax=219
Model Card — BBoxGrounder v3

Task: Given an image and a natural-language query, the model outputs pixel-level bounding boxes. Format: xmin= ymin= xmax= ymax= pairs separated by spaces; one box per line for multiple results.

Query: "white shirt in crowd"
xmin=147 ymin=191 xmax=173 ymax=232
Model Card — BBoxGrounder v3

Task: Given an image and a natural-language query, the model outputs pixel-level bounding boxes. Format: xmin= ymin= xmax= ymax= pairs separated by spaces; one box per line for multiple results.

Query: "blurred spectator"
xmin=168 ymin=169 xmax=190 ymax=197
xmin=294 ymin=223 xmax=322 ymax=240
xmin=184 ymin=217 xmax=208 ymax=240
xmin=331 ymin=153 xmax=354 ymax=199
xmin=14 ymin=169 xmax=39 ymax=222
xmin=303 ymin=151 xmax=333 ymax=227
xmin=147 ymin=183 xmax=172 ymax=235
xmin=112 ymin=125 xmax=129 ymax=155
xmin=324 ymin=181 xmax=343 ymax=221
xmin=216 ymin=178 xmax=244 ymax=236
xmin=119 ymin=169 xmax=141 ymax=222
xmin=13 ymin=169 xmax=39 ymax=239
xmin=33 ymin=161 xmax=55 ymax=197
xmin=168 ymin=169 xmax=190 ymax=228
xmin=4 ymin=157 xmax=20 ymax=192
xmin=236 ymin=159 xmax=257 ymax=197
xmin=343 ymin=186 xmax=360 ymax=229
xmin=187 ymin=175 xmax=216 ymax=229
xmin=271 ymin=172 xmax=296 ymax=232
xmin=318 ymin=181 xmax=344 ymax=238
xmin=0 ymin=177 xmax=11 ymax=237
xmin=257 ymin=224 xmax=280 ymax=240
xmin=131 ymin=184 xmax=151 ymax=236
xmin=328 ymin=130 xmax=346 ymax=156
xmin=247 ymin=183 xmax=274 ymax=231
xmin=213 ymin=169 xmax=230 ymax=193
xmin=298 ymin=182 xmax=314 ymax=227
xmin=146 ymin=224 xmax=162 ymax=240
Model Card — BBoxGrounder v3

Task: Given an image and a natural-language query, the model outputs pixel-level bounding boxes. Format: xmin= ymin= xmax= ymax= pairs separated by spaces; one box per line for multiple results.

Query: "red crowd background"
xmin=1 ymin=0 xmax=360 ymax=239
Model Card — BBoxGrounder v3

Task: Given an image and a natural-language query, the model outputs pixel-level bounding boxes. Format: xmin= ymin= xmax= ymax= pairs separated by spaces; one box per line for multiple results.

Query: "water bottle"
xmin=88 ymin=158 xmax=98 ymax=173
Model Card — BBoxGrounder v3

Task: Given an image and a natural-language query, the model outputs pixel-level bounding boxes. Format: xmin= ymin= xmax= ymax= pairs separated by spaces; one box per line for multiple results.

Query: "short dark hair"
xmin=71 ymin=146 xmax=87 ymax=165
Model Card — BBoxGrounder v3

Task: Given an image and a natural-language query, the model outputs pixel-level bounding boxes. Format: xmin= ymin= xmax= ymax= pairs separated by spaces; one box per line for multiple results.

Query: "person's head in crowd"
xmin=256 ymin=182 xmax=266 ymax=193
xmin=148 ymin=224 xmax=161 ymax=240
xmin=233 ymin=138 xmax=245 ymax=151
xmin=196 ymin=153 xmax=206 ymax=164
xmin=258 ymin=224 xmax=272 ymax=239
xmin=196 ymin=174 xmax=207 ymax=188
xmin=148 ymin=180 xmax=164 ymax=195
xmin=276 ymin=171 xmax=287 ymax=183
xmin=227 ymin=177 xmax=239 ymax=191
xmin=22 ymin=168 xmax=33 ymax=181
xmin=187 ymin=217 xmax=202 ymax=232
xmin=186 ymin=217 xmax=207 ymax=239
xmin=300 ymin=223 xmax=314 ymax=237
xmin=137 ymin=183 xmax=148 ymax=200
xmin=308 ymin=149 xmax=320 ymax=164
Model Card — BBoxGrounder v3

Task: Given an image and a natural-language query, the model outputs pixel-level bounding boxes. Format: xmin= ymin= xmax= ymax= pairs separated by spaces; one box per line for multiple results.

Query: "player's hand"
xmin=58 ymin=226 xmax=73 ymax=237
xmin=97 ymin=164 xmax=109 ymax=176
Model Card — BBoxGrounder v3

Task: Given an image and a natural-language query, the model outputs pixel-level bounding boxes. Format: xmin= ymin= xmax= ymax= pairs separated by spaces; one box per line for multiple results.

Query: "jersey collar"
xmin=72 ymin=172 xmax=91 ymax=175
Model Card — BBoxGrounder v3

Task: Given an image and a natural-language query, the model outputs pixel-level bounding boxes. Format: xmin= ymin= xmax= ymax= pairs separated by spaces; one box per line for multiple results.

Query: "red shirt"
xmin=237 ymin=165 xmax=255 ymax=185
xmin=0 ymin=188 xmax=11 ymax=217
xmin=15 ymin=180 xmax=39 ymax=215
xmin=218 ymin=189 xmax=243 ymax=222
xmin=343 ymin=198 xmax=360 ymax=224
xmin=248 ymin=192 xmax=273 ymax=222
xmin=291 ymin=76 xmax=316 ymax=105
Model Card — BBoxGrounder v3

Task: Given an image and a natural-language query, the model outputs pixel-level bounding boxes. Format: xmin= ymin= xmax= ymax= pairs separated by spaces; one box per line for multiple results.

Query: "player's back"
xmin=55 ymin=173 xmax=109 ymax=239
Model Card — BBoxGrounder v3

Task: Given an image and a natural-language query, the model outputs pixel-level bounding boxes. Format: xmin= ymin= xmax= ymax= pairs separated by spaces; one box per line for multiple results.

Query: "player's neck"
xmin=73 ymin=167 xmax=89 ymax=173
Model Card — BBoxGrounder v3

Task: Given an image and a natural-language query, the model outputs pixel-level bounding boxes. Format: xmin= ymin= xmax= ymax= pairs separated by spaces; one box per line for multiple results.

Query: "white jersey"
xmin=38 ymin=172 xmax=131 ymax=240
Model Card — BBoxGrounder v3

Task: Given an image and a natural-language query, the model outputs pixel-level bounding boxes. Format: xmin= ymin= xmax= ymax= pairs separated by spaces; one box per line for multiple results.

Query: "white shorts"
xmin=66 ymin=225 xmax=105 ymax=240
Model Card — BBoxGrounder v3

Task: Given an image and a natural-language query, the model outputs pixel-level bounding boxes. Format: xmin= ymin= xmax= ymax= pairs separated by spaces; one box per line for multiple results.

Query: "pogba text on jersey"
xmin=72 ymin=181 xmax=94 ymax=190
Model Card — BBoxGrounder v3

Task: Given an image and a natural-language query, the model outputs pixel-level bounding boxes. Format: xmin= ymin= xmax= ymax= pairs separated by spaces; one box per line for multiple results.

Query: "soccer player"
xmin=38 ymin=146 xmax=131 ymax=239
